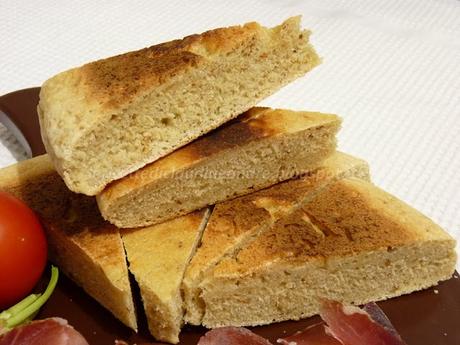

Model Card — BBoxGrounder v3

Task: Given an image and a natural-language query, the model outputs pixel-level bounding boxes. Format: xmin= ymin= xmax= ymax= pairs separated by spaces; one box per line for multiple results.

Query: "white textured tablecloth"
xmin=1 ymin=0 xmax=459 ymax=265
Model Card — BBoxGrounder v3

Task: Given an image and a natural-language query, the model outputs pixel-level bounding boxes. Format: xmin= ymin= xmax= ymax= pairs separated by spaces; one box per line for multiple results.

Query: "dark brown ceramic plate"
xmin=1 ymin=87 xmax=459 ymax=345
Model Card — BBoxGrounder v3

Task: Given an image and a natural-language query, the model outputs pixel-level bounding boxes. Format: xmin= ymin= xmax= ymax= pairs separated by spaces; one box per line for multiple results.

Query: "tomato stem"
xmin=0 ymin=265 xmax=59 ymax=332
xmin=0 ymin=294 xmax=39 ymax=321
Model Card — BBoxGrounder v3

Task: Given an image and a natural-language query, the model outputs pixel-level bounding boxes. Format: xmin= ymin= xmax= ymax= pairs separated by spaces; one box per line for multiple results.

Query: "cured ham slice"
xmin=319 ymin=299 xmax=406 ymax=345
xmin=0 ymin=318 xmax=88 ymax=345
xmin=198 ymin=327 xmax=272 ymax=345
xmin=114 ymin=341 xmax=154 ymax=345
xmin=362 ymin=303 xmax=403 ymax=340
xmin=277 ymin=322 xmax=342 ymax=345
xmin=0 ymin=300 xmax=404 ymax=345
xmin=277 ymin=300 xmax=406 ymax=345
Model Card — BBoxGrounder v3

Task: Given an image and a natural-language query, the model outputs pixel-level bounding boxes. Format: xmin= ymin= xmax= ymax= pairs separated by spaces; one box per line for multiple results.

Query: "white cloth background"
xmin=1 ymin=0 xmax=459 ymax=265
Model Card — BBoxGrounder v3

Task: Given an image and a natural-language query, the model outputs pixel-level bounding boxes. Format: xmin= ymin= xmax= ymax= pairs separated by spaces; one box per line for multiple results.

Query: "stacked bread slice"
xmin=200 ymin=177 xmax=456 ymax=327
xmin=1 ymin=15 xmax=455 ymax=345
xmin=121 ymin=209 xmax=211 ymax=343
xmin=38 ymin=16 xmax=320 ymax=196
xmin=97 ymin=107 xmax=341 ymax=228
xmin=0 ymin=152 xmax=455 ymax=343
xmin=182 ymin=152 xmax=370 ymax=326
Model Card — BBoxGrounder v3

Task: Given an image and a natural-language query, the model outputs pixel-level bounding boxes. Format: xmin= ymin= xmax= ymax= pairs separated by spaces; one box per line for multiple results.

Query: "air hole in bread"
xmin=161 ymin=117 xmax=173 ymax=126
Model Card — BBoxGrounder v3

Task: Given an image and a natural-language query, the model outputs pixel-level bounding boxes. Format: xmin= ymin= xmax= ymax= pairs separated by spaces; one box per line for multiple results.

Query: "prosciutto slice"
xmin=0 ymin=318 xmax=89 ymax=345
xmin=198 ymin=327 xmax=272 ymax=345
xmin=319 ymin=299 xmax=406 ymax=345
xmin=277 ymin=322 xmax=342 ymax=345
xmin=114 ymin=341 xmax=155 ymax=345
xmin=362 ymin=303 xmax=403 ymax=340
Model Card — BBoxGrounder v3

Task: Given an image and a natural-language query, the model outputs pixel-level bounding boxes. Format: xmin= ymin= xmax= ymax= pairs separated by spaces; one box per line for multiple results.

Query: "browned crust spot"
xmin=175 ymin=107 xmax=276 ymax=158
xmin=204 ymin=197 xmax=272 ymax=243
xmin=80 ymin=22 xmax=262 ymax=107
xmin=221 ymin=179 xmax=419 ymax=274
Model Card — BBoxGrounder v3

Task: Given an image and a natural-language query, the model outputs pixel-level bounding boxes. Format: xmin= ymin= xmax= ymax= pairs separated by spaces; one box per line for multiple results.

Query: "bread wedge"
xmin=98 ymin=107 xmax=341 ymax=228
xmin=121 ymin=209 xmax=210 ymax=344
xmin=38 ymin=16 xmax=321 ymax=196
xmin=200 ymin=178 xmax=457 ymax=327
xmin=0 ymin=155 xmax=137 ymax=330
xmin=182 ymin=152 xmax=370 ymax=325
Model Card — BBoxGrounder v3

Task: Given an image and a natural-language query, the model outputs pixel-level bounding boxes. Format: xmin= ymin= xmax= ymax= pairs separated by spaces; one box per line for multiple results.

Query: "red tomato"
xmin=0 ymin=191 xmax=47 ymax=309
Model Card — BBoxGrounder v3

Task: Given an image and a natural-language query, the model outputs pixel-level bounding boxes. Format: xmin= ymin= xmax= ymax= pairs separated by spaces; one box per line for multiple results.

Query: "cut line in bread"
xmin=122 ymin=208 xmax=211 ymax=343
xmin=182 ymin=152 xmax=370 ymax=325
xmin=200 ymin=178 xmax=457 ymax=327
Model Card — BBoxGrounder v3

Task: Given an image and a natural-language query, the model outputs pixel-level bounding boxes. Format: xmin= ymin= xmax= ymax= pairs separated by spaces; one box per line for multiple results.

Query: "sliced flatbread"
xmin=122 ymin=209 xmax=210 ymax=343
xmin=0 ymin=155 xmax=137 ymax=330
xmin=200 ymin=178 xmax=457 ymax=327
xmin=98 ymin=107 xmax=341 ymax=228
xmin=38 ymin=16 xmax=320 ymax=195
xmin=182 ymin=152 xmax=370 ymax=325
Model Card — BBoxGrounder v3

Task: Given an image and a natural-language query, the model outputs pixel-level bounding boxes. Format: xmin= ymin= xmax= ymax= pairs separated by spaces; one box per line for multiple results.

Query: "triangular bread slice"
xmin=0 ymin=155 xmax=137 ymax=330
xmin=39 ymin=16 xmax=321 ymax=196
xmin=182 ymin=152 xmax=370 ymax=325
xmin=200 ymin=178 xmax=457 ymax=327
xmin=121 ymin=208 xmax=210 ymax=344
xmin=97 ymin=107 xmax=341 ymax=228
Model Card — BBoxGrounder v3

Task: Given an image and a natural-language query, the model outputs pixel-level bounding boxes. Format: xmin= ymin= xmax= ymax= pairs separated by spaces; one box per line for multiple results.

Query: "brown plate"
xmin=1 ymin=87 xmax=459 ymax=345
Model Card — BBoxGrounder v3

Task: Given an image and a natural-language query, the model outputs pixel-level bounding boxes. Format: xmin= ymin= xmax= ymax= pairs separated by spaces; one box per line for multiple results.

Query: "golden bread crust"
xmin=122 ymin=209 xmax=209 ymax=296
xmin=186 ymin=152 xmax=370 ymax=280
xmin=200 ymin=178 xmax=456 ymax=328
xmin=213 ymin=178 xmax=453 ymax=276
xmin=122 ymin=209 xmax=210 ymax=343
xmin=99 ymin=107 xmax=339 ymax=205
xmin=182 ymin=152 xmax=370 ymax=325
xmin=80 ymin=22 xmax=262 ymax=108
